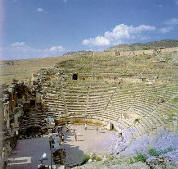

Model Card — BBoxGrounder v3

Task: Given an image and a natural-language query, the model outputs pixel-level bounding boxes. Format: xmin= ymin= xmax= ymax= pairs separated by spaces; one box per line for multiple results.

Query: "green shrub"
xmin=82 ymin=154 xmax=90 ymax=164
xmin=172 ymin=97 xmax=178 ymax=102
xmin=91 ymin=155 xmax=102 ymax=161
xmin=168 ymin=114 xmax=174 ymax=121
xmin=117 ymin=159 xmax=122 ymax=164
xmin=148 ymin=146 xmax=175 ymax=156
xmin=165 ymin=56 xmax=172 ymax=63
xmin=159 ymin=146 xmax=175 ymax=155
xmin=166 ymin=146 xmax=175 ymax=152
xmin=95 ymin=157 xmax=102 ymax=161
xmin=148 ymin=146 xmax=174 ymax=156
xmin=108 ymin=155 xmax=114 ymax=161
xmin=134 ymin=153 xmax=147 ymax=163
xmin=148 ymin=148 xmax=160 ymax=156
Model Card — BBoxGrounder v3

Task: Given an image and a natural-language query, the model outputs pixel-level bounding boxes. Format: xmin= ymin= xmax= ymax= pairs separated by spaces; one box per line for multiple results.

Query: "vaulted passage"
xmin=73 ymin=73 xmax=78 ymax=80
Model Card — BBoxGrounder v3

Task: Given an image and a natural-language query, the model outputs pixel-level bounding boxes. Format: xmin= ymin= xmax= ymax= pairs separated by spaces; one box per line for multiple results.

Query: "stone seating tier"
xmin=35 ymin=60 xmax=178 ymax=138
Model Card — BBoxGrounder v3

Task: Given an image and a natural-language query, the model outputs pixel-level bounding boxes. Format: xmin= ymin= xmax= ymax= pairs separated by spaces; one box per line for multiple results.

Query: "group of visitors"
xmin=55 ymin=125 xmax=70 ymax=143
xmin=52 ymin=123 xmax=79 ymax=143
xmin=49 ymin=122 xmax=100 ymax=147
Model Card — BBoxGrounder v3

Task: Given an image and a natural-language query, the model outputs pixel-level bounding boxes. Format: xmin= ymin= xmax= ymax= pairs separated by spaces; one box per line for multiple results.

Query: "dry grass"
xmin=0 ymin=50 xmax=177 ymax=85
xmin=0 ymin=55 xmax=77 ymax=85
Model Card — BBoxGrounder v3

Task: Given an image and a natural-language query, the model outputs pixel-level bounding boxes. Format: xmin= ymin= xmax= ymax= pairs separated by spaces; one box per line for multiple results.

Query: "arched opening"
xmin=24 ymin=126 xmax=42 ymax=137
xmin=73 ymin=73 xmax=78 ymax=80
xmin=111 ymin=123 xmax=114 ymax=130
xmin=106 ymin=121 xmax=115 ymax=130
xmin=30 ymin=100 xmax=35 ymax=106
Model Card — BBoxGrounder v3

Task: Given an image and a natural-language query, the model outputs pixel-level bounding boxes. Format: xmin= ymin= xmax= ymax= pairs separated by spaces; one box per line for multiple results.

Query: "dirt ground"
xmin=64 ymin=124 xmax=115 ymax=154
xmin=7 ymin=125 xmax=116 ymax=168
xmin=61 ymin=124 xmax=115 ymax=167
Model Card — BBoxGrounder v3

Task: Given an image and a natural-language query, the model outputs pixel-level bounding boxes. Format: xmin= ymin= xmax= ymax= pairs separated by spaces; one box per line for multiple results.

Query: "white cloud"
xmin=160 ymin=18 xmax=178 ymax=33
xmin=82 ymin=24 xmax=156 ymax=47
xmin=1 ymin=42 xmax=65 ymax=60
xmin=83 ymin=36 xmax=110 ymax=46
xmin=159 ymin=27 xmax=173 ymax=33
xmin=11 ymin=42 xmax=27 ymax=48
xmin=36 ymin=8 xmax=44 ymax=12
xmin=49 ymin=46 xmax=65 ymax=52
xmin=165 ymin=18 xmax=178 ymax=25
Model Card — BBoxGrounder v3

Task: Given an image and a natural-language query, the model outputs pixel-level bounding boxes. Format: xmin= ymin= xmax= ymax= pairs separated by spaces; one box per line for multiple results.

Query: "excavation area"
xmin=7 ymin=124 xmax=116 ymax=169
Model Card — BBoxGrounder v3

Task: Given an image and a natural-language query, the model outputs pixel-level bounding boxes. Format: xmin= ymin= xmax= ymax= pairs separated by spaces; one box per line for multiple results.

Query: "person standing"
xmin=84 ymin=123 xmax=87 ymax=130
xmin=49 ymin=135 xmax=53 ymax=149
xmin=57 ymin=126 xmax=60 ymax=134
xmin=73 ymin=130 xmax=77 ymax=141
xmin=59 ymin=132 xmax=63 ymax=142
xmin=61 ymin=133 xmax=64 ymax=142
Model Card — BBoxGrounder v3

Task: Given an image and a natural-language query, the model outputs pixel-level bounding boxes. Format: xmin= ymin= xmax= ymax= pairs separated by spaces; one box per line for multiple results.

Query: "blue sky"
xmin=1 ymin=0 xmax=178 ymax=60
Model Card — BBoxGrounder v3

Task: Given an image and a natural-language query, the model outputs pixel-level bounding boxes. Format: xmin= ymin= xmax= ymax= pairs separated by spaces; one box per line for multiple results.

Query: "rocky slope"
xmin=106 ymin=39 xmax=178 ymax=51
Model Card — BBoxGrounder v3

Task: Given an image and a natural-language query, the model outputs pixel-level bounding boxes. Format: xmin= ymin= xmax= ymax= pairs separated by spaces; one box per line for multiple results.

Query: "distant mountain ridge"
xmin=106 ymin=40 xmax=178 ymax=51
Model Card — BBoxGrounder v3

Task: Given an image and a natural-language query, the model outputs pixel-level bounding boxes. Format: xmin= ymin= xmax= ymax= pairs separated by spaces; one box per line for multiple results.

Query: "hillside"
xmin=0 ymin=55 xmax=80 ymax=84
xmin=1 ymin=39 xmax=178 ymax=85
xmin=106 ymin=39 xmax=178 ymax=51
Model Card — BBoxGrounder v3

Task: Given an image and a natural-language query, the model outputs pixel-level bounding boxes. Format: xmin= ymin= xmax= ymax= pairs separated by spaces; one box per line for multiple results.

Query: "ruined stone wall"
xmin=106 ymin=47 xmax=178 ymax=57
xmin=1 ymin=82 xmax=27 ymax=160
xmin=0 ymin=96 xmax=4 ymax=168
xmin=0 ymin=81 xmax=47 ymax=162
xmin=63 ymin=47 xmax=178 ymax=59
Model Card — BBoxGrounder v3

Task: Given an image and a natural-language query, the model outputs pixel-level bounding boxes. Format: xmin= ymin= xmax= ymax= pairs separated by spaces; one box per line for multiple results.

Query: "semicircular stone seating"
xmin=34 ymin=50 xmax=178 ymax=144
xmin=41 ymin=77 xmax=178 ymax=139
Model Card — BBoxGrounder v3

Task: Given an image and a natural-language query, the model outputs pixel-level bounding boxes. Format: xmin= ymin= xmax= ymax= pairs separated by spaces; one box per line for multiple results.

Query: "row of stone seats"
xmin=61 ymin=83 xmax=115 ymax=118
xmin=41 ymin=73 xmax=177 ymax=139
xmin=63 ymin=84 xmax=88 ymax=117
xmin=133 ymin=94 xmax=177 ymax=135
xmin=42 ymin=86 xmax=66 ymax=118
xmin=87 ymin=85 xmax=149 ymax=132
xmin=103 ymin=85 xmax=178 ymax=137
